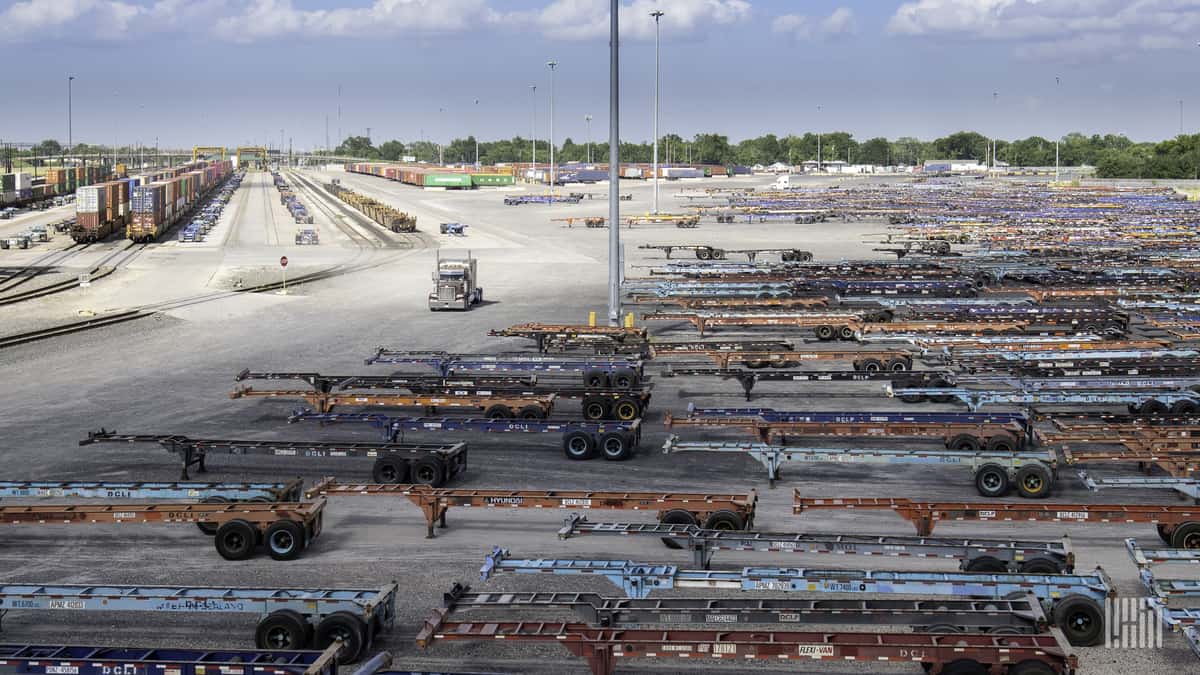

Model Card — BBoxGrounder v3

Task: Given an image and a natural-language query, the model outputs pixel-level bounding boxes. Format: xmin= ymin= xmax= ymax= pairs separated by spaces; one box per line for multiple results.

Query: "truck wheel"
xmin=974 ymin=464 xmax=1010 ymax=498
xmin=412 ymin=457 xmax=446 ymax=487
xmin=215 ymin=520 xmax=258 ymax=560
xmin=1007 ymin=660 xmax=1055 ymax=675
xmin=1015 ymin=464 xmax=1052 ymax=499
xmin=963 ymin=555 xmax=1007 ymax=573
xmin=518 ymin=405 xmax=546 ymax=420
xmin=815 ymin=325 xmax=834 ymax=341
xmin=256 ymin=609 xmax=310 ymax=649
xmin=371 ymin=456 xmax=409 ymax=484
xmin=948 ymin=434 xmax=982 ymax=452
xmin=582 ymin=396 xmax=611 ymax=420
xmin=599 ymin=432 xmax=632 ymax=461
xmin=613 ymin=396 xmax=642 ymax=421
xmin=484 ymin=405 xmax=514 ymax=419
xmin=562 ymin=431 xmax=597 ymax=460
xmin=1018 ymin=557 xmax=1063 ymax=574
xmin=799 ymin=252 xmax=813 ymax=261
xmin=838 ymin=325 xmax=856 ymax=340
xmin=1157 ymin=524 xmax=1173 ymax=543
xmin=696 ymin=248 xmax=712 ymax=260
xmin=197 ymin=496 xmax=228 ymax=535
xmin=886 ymin=357 xmax=911 ymax=372
xmin=265 ymin=520 xmax=307 ymax=561
xmin=1172 ymin=400 xmax=1198 ymax=414
xmin=1170 ymin=522 xmax=1200 ymax=549
xmin=315 ymin=611 xmax=367 ymax=662
xmin=1053 ymin=595 xmax=1104 ymax=646
xmin=858 ymin=358 xmax=883 ymax=373
xmin=711 ymin=248 xmax=726 ymax=260
xmin=584 ymin=369 xmax=610 ymax=388
xmin=940 ymin=660 xmax=986 ymax=675
xmin=611 ymin=368 xmax=638 ymax=389
xmin=658 ymin=509 xmax=697 ymax=549
xmin=985 ymin=433 xmax=1019 ymax=453
xmin=1141 ymin=400 xmax=1168 ymax=415
xmin=704 ymin=510 xmax=745 ymax=531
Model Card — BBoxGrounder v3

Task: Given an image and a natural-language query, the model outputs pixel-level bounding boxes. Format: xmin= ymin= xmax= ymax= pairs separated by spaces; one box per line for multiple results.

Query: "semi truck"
xmin=429 ymin=252 xmax=482 ymax=311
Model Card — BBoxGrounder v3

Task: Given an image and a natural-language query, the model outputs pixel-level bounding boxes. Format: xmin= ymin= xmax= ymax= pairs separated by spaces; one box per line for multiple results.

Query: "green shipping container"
xmin=471 ymin=174 xmax=514 ymax=186
xmin=424 ymin=173 xmax=473 ymax=188
xmin=1 ymin=174 xmax=14 ymax=190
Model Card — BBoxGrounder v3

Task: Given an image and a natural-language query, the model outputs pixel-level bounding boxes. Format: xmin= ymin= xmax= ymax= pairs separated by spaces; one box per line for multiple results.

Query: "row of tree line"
xmin=331 ymin=130 xmax=1200 ymax=180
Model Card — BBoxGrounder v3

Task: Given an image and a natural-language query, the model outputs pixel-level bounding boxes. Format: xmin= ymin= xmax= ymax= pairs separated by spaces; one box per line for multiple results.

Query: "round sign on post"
xmin=280 ymin=256 xmax=289 ymax=268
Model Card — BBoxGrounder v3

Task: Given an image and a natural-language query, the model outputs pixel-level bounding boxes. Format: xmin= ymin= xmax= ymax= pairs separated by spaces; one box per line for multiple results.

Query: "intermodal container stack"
xmin=126 ymin=160 xmax=232 ymax=242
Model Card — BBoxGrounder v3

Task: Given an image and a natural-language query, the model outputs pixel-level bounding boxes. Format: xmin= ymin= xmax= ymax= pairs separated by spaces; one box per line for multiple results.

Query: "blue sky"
xmin=2 ymin=0 xmax=1199 ymax=150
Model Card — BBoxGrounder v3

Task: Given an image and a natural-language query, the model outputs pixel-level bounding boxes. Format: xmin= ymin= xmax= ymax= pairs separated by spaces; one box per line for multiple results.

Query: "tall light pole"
xmin=530 ymin=85 xmax=537 ymax=182
xmin=816 ymin=105 xmax=822 ymax=172
xmin=651 ymin=9 xmax=664 ymax=214
xmin=474 ymin=98 xmax=481 ymax=167
xmin=548 ymin=60 xmax=558 ymax=190
xmin=1180 ymin=99 xmax=1185 ymax=136
xmin=607 ymin=0 xmax=621 ymax=326
xmin=67 ymin=76 xmax=75 ymax=158
xmin=585 ymin=115 xmax=593 ymax=164
xmin=990 ymin=91 xmax=998 ymax=170
xmin=1054 ymin=76 xmax=1061 ymax=182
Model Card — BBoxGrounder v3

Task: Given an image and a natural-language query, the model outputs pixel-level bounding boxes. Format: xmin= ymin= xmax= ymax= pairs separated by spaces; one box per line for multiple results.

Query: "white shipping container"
xmin=1 ymin=191 xmax=14 ymax=203
xmin=76 ymin=185 xmax=104 ymax=213
xmin=14 ymin=173 xmax=32 ymax=190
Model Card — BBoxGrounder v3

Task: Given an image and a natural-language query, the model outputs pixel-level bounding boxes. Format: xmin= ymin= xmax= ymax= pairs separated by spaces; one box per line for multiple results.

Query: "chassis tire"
xmin=858 ymin=358 xmax=883 ymax=373
xmin=948 ymin=434 xmax=982 ymax=452
xmin=265 ymin=520 xmax=307 ymax=561
xmin=197 ymin=496 xmax=228 ymax=535
xmin=584 ymin=369 xmax=610 ymax=389
xmin=1015 ymin=464 xmax=1053 ymax=499
xmin=518 ymin=405 xmax=547 ymax=420
xmin=704 ymin=510 xmax=745 ymax=531
xmin=963 ymin=555 xmax=1007 ymax=573
xmin=582 ymin=396 xmax=611 ymax=420
xmin=886 ymin=357 xmax=911 ymax=371
xmin=985 ymin=432 xmax=1019 ymax=454
xmin=599 ymin=432 xmax=633 ymax=461
xmin=659 ymin=509 xmax=698 ymax=549
xmin=1053 ymin=595 xmax=1104 ymax=646
xmin=484 ymin=405 xmax=514 ymax=419
xmin=371 ymin=456 xmax=409 ymax=484
xmin=974 ymin=463 xmax=1010 ymax=498
xmin=1141 ymin=399 xmax=1168 ymax=415
xmin=611 ymin=368 xmax=639 ymax=389
xmin=815 ymin=325 xmax=835 ymax=341
xmin=563 ymin=431 xmax=597 ymax=460
xmin=1018 ymin=557 xmax=1063 ymax=574
xmin=1007 ymin=661 xmax=1056 ymax=675
xmin=1170 ymin=521 xmax=1200 ymax=549
xmin=256 ymin=609 xmax=311 ymax=649
xmin=315 ymin=611 xmax=368 ymax=662
xmin=613 ymin=396 xmax=642 ymax=421
xmin=412 ymin=457 xmax=446 ymax=487
xmin=215 ymin=519 xmax=258 ymax=561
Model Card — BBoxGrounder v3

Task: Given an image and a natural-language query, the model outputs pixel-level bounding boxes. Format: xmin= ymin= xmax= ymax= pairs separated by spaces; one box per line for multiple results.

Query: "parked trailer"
xmin=503 ymin=194 xmax=582 ymax=205
xmin=667 ymin=408 xmax=1029 ymax=450
xmin=637 ymin=244 xmax=812 ymax=262
xmin=1147 ymin=600 xmax=1200 ymax=661
xmin=1078 ymin=470 xmax=1200 ymax=501
xmin=488 ymin=323 xmax=648 ymax=353
xmin=416 ymin=619 xmax=1078 ymax=675
xmin=0 ymin=642 xmax=341 ymax=675
xmin=663 ymin=436 xmax=1057 ymax=496
xmin=0 ymin=499 xmax=325 ymax=561
xmin=791 ymin=495 xmax=1200 ymax=548
xmin=434 ymin=580 xmax=1049 ymax=632
xmin=305 ymin=478 xmax=756 ymax=539
xmin=651 ymin=347 xmax=916 ymax=371
xmin=235 ymin=370 xmax=652 ymax=421
xmin=1126 ymin=537 xmax=1200 ymax=567
xmin=0 ymin=479 xmax=302 ymax=502
xmin=557 ymin=514 xmax=1074 ymax=572
xmin=229 ymin=386 xmax=557 ymax=418
xmin=0 ymin=582 xmax=397 ymax=662
xmin=364 ymin=350 xmax=644 ymax=387
xmin=641 ymin=310 xmax=865 ymax=339
xmin=887 ymin=385 xmax=1200 ymax=412
xmin=660 ymin=367 xmax=947 ymax=400
xmin=79 ymin=430 xmax=468 ymax=484
xmin=479 ymin=548 xmax=1112 ymax=646
xmin=287 ymin=411 xmax=643 ymax=461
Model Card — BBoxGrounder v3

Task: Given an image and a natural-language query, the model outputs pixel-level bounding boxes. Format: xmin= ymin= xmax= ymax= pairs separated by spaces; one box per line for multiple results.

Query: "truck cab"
xmin=429 ymin=254 xmax=482 ymax=311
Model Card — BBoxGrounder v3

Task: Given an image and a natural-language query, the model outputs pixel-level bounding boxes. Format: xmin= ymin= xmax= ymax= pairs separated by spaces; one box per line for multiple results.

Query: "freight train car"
xmin=127 ymin=160 xmax=232 ymax=242
xmin=71 ymin=180 xmax=130 ymax=243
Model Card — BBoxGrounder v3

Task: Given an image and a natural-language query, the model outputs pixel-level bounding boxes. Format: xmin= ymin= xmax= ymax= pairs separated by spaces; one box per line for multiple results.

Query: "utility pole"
xmin=1180 ymin=99 xmax=1185 ymax=136
xmin=325 ymin=115 xmax=330 ymax=155
xmin=608 ymin=0 xmax=621 ymax=326
xmin=474 ymin=99 xmax=480 ymax=167
xmin=816 ymin=105 xmax=822 ymax=171
xmin=651 ymin=9 xmax=664 ymax=214
xmin=530 ymin=85 xmax=537 ymax=183
xmin=585 ymin=115 xmax=593 ymax=164
xmin=1055 ymin=76 xmax=1061 ymax=181
xmin=337 ymin=84 xmax=342 ymax=149
xmin=548 ymin=60 xmax=558 ymax=191
xmin=68 ymin=76 xmax=75 ymax=157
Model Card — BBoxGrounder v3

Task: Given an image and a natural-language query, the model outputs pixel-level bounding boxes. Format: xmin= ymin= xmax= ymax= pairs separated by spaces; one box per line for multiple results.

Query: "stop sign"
xmin=280 ymin=256 xmax=289 ymax=268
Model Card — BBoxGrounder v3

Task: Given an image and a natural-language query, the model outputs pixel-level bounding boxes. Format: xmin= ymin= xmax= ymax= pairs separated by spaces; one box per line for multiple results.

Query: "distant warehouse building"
xmin=923 ymin=159 xmax=986 ymax=174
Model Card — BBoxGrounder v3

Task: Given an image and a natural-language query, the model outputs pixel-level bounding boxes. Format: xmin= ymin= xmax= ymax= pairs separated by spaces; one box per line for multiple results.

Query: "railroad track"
xmin=286 ymin=170 xmax=384 ymax=250
xmin=0 ymin=242 xmax=89 ymax=293
xmin=0 ymin=241 xmax=145 ymax=307
xmin=0 ymin=310 xmax=152 ymax=349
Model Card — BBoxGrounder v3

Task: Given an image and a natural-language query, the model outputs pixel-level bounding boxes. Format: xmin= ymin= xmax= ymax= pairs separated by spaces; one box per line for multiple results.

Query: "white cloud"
xmin=772 ymin=7 xmax=856 ymax=41
xmin=887 ymin=0 xmax=1200 ymax=61
xmin=212 ymin=0 xmax=497 ymax=41
xmin=525 ymin=0 xmax=752 ymax=41
xmin=0 ymin=0 xmax=143 ymax=40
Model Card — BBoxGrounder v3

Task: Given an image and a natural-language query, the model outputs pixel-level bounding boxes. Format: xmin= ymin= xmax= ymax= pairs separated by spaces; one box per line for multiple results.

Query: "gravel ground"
xmin=0 ymin=171 xmax=1191 ymax=674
